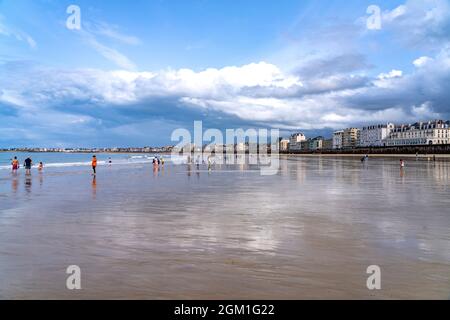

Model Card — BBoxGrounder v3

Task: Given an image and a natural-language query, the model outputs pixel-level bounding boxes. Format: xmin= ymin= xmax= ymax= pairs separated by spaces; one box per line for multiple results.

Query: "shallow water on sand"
xmin=0 ymin=155 xmax=449 ymax=299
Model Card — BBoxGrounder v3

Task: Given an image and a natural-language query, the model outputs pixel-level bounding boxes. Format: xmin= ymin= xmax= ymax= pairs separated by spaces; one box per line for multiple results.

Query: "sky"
xmin=1 ymin=0 xmax=450 ymax=147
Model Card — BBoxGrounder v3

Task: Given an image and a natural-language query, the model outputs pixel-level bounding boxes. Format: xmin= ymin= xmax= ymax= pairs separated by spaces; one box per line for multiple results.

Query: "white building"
xmin=289 ymin=133 xmax=306 ymax=151
xmin=384 ymin=120 xmax=450 ymax=146
xmin=360 ymin=123 xmax=395 ymax=147
xmin=235 ymin=142 xmax=246 ymax=153
xmin=332 ymin=130 xmax=344 ymax=149
xmin=214 ymin=144 xmax=225 ymax=153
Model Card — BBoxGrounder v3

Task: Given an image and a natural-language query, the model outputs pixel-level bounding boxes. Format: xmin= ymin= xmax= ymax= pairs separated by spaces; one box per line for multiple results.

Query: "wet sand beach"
xmin=0 ymin=155 xmax=449 ymax=299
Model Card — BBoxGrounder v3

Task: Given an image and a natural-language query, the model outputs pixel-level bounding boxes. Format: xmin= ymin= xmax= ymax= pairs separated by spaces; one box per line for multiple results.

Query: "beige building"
xmin=279 ymin=139 xmax=290 ymax=152
xmin=342 ymin=128 xmax=360 ymax=149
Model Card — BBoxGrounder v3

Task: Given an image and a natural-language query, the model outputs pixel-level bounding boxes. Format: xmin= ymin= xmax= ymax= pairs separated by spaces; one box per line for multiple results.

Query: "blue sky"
xmin=1 ymin=0 xmax=450 ymax=147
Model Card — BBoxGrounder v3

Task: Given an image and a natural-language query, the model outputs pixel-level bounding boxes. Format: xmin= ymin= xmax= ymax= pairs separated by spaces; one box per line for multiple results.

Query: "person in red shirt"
xmin=11 ymin=156 xmax=19 ymax=172
xmin=92 ymin=155 xmax=97 ymax=175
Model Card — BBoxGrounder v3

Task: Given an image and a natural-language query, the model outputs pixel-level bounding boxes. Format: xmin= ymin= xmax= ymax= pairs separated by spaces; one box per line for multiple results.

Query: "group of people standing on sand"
xmin=90 ymin=155 xmax=113 ymax=175
xmin=358 ymin=154 xmax=407 ymax=169
xmin=11 ymin=156 xmax=44 ymax=175
xmin=90 ymin=154 xmax=166 ymax=175
xmin=88 ymin=155 xmax=168 ymax=176
xmin=186 ymin=155 xmax=213 ymax=172
xmin=10 ymin=154 xmax=168 ymax=177
xmin=152 ymin=156 xmax=165 ymax=170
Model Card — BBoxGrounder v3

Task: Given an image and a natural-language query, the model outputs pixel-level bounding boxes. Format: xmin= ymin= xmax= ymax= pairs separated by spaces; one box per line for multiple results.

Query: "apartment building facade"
xmin=360 ymin=123 xmax=395 ymax=147
xmin=332 ymin=130 xmax=344 ymax=149
xmin=342 ymin=128 xmax=360 ymax=149
xmin=385 ymin=120 xmax=450 ymax=146
xmin=289 ymin=133 xmax=307 ymax=151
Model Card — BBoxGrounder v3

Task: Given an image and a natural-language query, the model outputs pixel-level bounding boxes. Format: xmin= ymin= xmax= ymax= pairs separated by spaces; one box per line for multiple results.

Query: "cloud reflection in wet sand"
xmin=0 ymin=156 xmax=449 ymax=299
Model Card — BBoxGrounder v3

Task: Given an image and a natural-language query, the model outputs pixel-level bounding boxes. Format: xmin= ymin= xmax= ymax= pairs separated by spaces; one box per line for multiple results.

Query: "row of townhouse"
xmin=280 ymin=134 xmax=333 ymax=152
xmin=332 ymin=120 xmax=450 ymax=149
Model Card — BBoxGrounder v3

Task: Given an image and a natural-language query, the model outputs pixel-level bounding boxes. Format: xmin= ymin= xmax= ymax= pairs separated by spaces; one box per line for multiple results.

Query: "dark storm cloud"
xmin=294 ymin=54 xmax=372 ymax=79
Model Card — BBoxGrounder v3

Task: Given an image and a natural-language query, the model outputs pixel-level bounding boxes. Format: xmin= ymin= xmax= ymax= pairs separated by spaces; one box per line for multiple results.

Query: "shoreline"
xmin=0 ymin=151 xmax=173 ymax=155
xmin=282 ymin=153 xmax=450 ymax=159
xmin=3 ymin=150 xmax=450 ymax=159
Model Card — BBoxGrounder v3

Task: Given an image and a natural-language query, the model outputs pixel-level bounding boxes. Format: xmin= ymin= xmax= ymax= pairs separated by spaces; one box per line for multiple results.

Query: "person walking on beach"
xmin=38 ymin=162 xmax=44 ymax=171
xmin=11 ymin=156 xmax=19 ymax=173
xmin=153 ymin=157 xmax=159 ymax=168
xmin=207 ymin=156 xmax=212 ymax=171
xmin=24 ymin=157 xmax=32 ymax=175
xmin=161 ymin=156 xmax=165 ymax=166
xmin=92 ymin=155 xmax=97 ymax=175
xmin=196 ymin=155 xmax=201 ymax=170
xmin=400 ymin=159 xmax=405 ymax=168
xmin=153 ymin=157 xmax=159 ymax=175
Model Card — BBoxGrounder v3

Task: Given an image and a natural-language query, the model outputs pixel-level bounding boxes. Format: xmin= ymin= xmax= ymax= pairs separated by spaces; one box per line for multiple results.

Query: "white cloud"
xmin=1 ymin=53 xmax=449 ymax=134
xmin=0 ymin=17 xmax=37 ymax=49
xmin=69 ymin=20 xmax=138 ymax=70
xmin=412 ymin=102 xmax=441 ymax=118
xmin=86 ymin=35 xmax=137 ymax=71
xmin=381 ymin=0 xmax=450 ymax=46
xmin=377 ymin=70 xmax=403 ymax=80
xmin=87 ymin=21 xmax=142 ymax=45
xmin=413 ymin=56 xmax=434 ymax=67
xmin=0 ymin=89 xmax=34 ymax=109
xmin=383 ymin=5 xmax=407 ymax=22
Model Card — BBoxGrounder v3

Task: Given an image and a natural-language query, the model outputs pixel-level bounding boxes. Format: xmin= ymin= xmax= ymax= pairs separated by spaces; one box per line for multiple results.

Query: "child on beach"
xmin=11 ymin=156 xmax=19 ymax=172
xmin=153 ymin=157 xmax=159 ymax=174
xmin=92 ymin=155 xmax=97 ymax=175
xmin=38 ymin=162 xmax=44 ymax=171
xmin=400 ymin=159 xmax=405 ymax=168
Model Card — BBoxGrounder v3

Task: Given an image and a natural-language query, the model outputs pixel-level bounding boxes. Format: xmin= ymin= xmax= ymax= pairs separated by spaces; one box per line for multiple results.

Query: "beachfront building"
xmin=332 ymin=130 xmax=344 ymax=149
xmin=235 ymin=142 xmax=246 ymax=153
xmin=289 ymin=133 xmax=306 ymax=151
xmin=214 ymin=144 xmax=225 ymax=154
xmin=173 ymin=143 xmax=194 ymax=153
xmin=323 ymin=139 xmax=333 ymax=150
xmin=279 ymin=139 xmax=290 ymax=152
xmin=384 ymin=120 xmax=450 ymax=146
xmin=359 ymin=123 xmax=395 ymax=147
xmin=309 ymin=136 xmax=324 ymax=150
xmin=301 ymin=140 xmax=310 ymax=151
xmin=342 ymin=128 xmax=360 ymax=149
